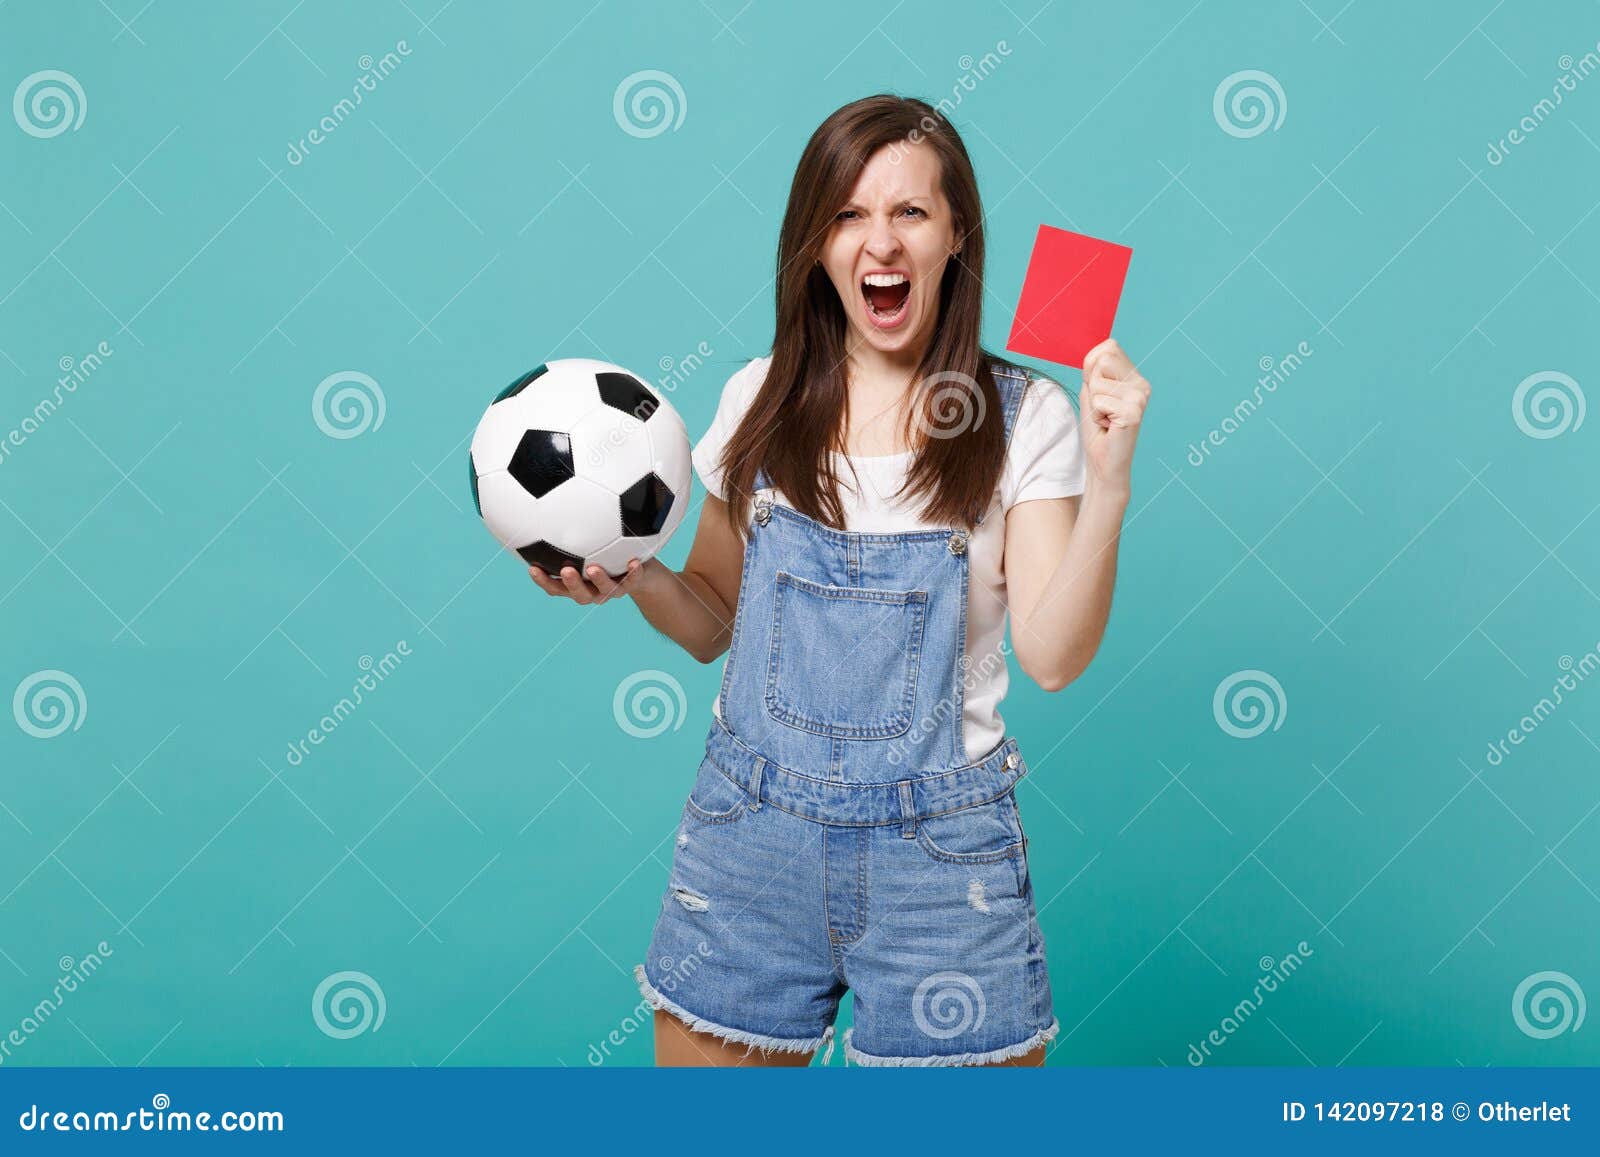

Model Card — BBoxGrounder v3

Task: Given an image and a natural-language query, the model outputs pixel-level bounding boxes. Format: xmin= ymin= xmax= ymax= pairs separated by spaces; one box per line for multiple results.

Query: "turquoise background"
xmin=2 ymin=0 xmax=1597 ymax=1068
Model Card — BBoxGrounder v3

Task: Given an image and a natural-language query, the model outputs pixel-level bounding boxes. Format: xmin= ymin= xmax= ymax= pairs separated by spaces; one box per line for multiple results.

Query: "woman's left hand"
xmin=1079 ymin=337 xmax=1150 ymax=496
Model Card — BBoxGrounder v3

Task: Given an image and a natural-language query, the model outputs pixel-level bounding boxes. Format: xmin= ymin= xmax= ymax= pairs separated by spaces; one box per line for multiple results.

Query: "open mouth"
xmin=861 ymin=271 xmax=911 ymax=329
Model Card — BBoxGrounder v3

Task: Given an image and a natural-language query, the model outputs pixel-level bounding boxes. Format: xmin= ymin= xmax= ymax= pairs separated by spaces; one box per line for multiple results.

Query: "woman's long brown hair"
xmin=717 ymin=94 xmax=1008 ymax=536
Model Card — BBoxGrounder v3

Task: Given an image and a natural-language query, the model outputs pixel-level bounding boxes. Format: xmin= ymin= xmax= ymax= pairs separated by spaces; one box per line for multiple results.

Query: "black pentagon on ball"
xmin=596 ymin=370 xmax=659 ymax=421
xmin=469 ymin=450 xmax=481 ymax=515
xmin=516 ymin=540 xmax=586 ymax=574
xmin=492 ymin=363 xmax=549 ymax=404
xmin=618 ymin=472 xmax=675 ymax=537
xmin=507 ymin=429 xmax=574 ymax=499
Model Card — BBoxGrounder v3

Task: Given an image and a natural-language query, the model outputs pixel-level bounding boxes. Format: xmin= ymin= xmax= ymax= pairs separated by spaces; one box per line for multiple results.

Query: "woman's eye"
xmin=902 ymin=206 xmax=925 ymax=218
xmin=836 ymin=210 xmax=859 ymax=221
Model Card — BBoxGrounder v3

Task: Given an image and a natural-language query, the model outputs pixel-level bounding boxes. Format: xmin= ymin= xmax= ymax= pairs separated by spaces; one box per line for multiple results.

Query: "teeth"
xmin=862 ymin=272 xmax=908 ymax=287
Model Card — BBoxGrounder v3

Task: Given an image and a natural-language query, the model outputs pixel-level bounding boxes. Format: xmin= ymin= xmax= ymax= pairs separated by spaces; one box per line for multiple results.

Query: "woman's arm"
xmin=1004 ymin=488 xmax=1128 ymax=691
xmin=528 ymin=494 xmax=744 ymax=665
xmin=629 ymin=495 xmax=743 ymax=663
xmin=1004 ymin=338 xmax=1150 ymax=692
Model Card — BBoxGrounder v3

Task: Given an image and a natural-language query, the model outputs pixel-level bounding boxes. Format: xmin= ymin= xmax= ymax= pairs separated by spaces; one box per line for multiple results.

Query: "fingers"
xmin=528 ymin=565 xmax=565 ymax=596
xmin=528 ymin=560 xmax=643 ymax=604
xmin=1082 ymin=337 xmax=1136 ymax=386
xmin=1084 ymin=376 xmax=1148 ymax=429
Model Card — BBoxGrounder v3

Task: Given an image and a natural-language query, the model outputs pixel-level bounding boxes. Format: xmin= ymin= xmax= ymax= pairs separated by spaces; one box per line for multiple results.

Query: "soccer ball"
xmin=469 ymin=358 xmax=692 ymax=578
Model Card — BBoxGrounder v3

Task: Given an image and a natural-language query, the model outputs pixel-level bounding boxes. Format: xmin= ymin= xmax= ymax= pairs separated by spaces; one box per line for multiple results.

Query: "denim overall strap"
xmin=711 ymin=361 xmax=1034 ymax=809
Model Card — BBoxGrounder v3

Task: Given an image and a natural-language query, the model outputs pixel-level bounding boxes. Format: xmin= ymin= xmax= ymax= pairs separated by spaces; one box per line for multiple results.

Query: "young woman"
xmin=528 ymin=95 xmax=1151 ymax=1066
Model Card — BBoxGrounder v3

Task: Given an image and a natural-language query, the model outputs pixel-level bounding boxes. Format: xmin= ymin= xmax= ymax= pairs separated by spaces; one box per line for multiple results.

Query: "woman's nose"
xmin=865 ymin=216 xmax=900 ymax=258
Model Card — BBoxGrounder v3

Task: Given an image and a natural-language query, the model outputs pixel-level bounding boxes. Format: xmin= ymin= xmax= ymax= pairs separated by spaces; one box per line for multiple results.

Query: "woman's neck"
xmin=842 ymin=334 xmax=930 ymax=455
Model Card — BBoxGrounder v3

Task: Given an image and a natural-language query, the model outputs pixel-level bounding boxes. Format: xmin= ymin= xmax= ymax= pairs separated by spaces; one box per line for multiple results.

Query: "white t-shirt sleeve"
xmin=1003 ymin=374 xmax=1087 ymax=508
xmin=691 ymin=357 xmax=770 ymax=501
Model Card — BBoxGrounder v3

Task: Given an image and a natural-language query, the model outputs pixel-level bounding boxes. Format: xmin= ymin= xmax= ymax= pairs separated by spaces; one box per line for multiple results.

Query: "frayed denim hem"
xmin=842 ymin=1018 xmax=1059 ymax=1067
xmin=633 ymin=964 xmax=835 ymax=1062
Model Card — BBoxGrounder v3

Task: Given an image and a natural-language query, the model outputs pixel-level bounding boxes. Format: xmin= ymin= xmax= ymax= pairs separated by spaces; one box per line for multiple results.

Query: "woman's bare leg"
xmin=653 ymin=1010 xmax=818 ymax=1067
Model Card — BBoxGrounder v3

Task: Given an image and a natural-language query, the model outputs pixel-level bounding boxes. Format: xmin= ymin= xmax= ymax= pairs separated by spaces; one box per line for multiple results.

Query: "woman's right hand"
xmin=528 ymin=557 xmax=657 ymax=605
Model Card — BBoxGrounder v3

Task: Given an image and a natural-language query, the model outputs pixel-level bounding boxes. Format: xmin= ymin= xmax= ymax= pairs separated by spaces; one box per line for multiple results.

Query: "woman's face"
xmin=819 ymin=140 xmax=959 ymax=359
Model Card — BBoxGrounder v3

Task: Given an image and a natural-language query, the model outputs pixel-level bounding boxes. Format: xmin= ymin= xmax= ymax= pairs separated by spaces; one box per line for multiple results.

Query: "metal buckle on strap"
xmin=947 ymin=530 xmax=968 ymax=555
xmin=754 ymin=495 xmax=772 ymax=525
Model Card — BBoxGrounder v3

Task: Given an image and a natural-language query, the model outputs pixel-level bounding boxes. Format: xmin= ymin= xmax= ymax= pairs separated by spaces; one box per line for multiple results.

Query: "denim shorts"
xmin=635 ymin=725 xmax=1058 ymax=1066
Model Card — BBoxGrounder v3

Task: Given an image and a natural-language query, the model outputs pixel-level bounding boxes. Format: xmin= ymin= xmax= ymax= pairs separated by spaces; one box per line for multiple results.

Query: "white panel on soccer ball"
xmin=470 ymin=401 xmax=529 ymax=473
xmin=568 ymin=405 xmax=654 ymax=495
xmin=501 ymin=372 xmax=603 ymax=440
xmin=644 ymin=412 xmax=694 ymax=499
xmin=535 ymin=474 xmax=624 ymax=558
xmin=586 ymin=533 xmax=659 ymax=578
xmin=475 ymin=470 xmax=544 ymax=549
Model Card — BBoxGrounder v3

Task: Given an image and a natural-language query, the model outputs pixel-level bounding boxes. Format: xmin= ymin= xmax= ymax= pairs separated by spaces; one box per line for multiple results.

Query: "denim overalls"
xmin=636 ymin=363 xmax=1059 ymax=1066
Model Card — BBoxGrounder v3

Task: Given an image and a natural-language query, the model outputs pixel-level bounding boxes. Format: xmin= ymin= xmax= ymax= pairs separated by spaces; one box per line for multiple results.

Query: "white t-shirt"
xmin=693 ymin=356 xmax=1087 ymax=763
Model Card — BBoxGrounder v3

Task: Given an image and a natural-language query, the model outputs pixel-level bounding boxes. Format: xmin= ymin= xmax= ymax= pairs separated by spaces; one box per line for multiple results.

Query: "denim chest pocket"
xmin=764 ymin=570 xmax=928 ymax=739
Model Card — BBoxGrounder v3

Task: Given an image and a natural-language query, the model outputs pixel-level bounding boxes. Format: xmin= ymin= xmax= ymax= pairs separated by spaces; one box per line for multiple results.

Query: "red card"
xmin=1006 ymin=225 xmax=1133 ymax=369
